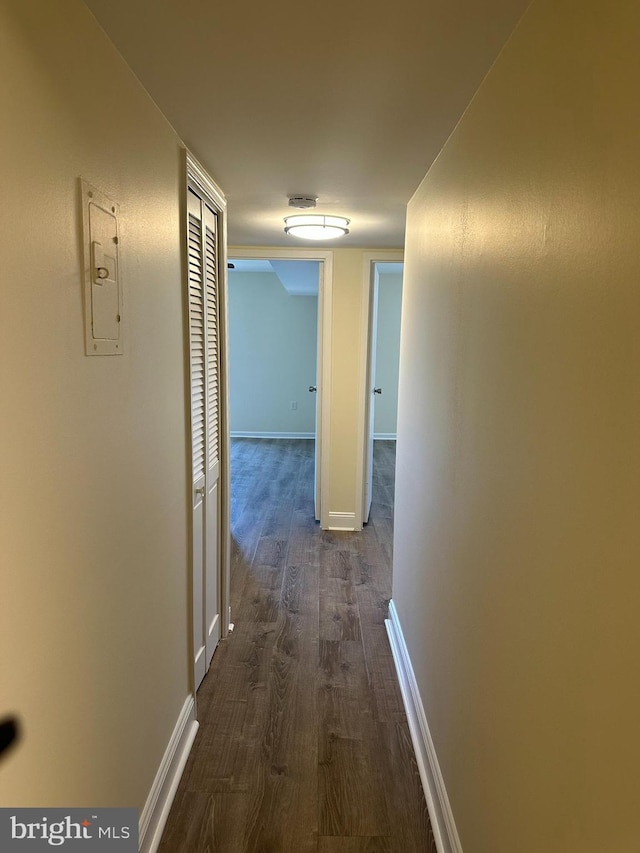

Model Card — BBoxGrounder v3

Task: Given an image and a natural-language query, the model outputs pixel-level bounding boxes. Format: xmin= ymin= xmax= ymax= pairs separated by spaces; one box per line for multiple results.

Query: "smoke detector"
xmin=288 ymin=195 xmax=318 ymax=210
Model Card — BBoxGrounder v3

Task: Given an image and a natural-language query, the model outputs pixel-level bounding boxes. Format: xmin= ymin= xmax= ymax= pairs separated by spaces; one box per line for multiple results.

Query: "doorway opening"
xmin=361 ymin=258 xmax=404 ymax=528
xmin=225 ymin=247 xmax=332 ymax=620
xmin=227 ymin=255 xmax=324 ymax=511
xmin=228 ymin=256 xmax=319 ymax=492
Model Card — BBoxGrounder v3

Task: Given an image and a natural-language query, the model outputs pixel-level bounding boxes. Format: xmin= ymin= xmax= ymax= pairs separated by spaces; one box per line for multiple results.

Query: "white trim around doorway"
xmin=355 ymin=250 xmax=404 ymax=529
xmin=227 ymin=246 xmax=333 ymax=530
xmin=185 ymin=150 xmax=232 ymax=673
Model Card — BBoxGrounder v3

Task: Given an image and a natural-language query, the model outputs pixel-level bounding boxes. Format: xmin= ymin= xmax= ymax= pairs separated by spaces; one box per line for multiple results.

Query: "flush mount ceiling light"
xmin=284 ymin=214 xmax=350 ymax=240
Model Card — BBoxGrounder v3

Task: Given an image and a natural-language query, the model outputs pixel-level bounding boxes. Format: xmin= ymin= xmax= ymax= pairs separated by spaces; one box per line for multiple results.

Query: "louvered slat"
xmin=204 ymin=221 xmax=219 ymax=469
xmin=188 ymin=212 xmax=205 ymax=481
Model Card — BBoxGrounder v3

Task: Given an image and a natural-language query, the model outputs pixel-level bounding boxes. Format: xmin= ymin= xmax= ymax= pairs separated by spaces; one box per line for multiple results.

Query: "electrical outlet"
xmin=290 ymin=401 xmax=298 ymax=410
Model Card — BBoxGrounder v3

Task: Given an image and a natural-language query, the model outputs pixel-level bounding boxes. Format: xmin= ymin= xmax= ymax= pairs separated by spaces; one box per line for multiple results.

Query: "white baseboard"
xmin=230 ymin=431 xmax=314 ymax=439
xmin=139 ymin=696 xmax=199 ymax=853
xmin=373 ymin=433 xmax=397 ymax=441
xmin=327 ymin=511 xmax=358 ymax=531
xmin=385 ymin=600 xmax=463 ymax=853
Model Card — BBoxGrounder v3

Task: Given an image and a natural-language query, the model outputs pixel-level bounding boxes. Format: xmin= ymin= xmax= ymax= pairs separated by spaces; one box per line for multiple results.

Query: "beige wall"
xmin=394 ymin=0 xmax=640 ymax=850
xmin=0 ymin=0 xmax=191 ymax=808
xmin=329 ymin=249 xmax=367 ymax=514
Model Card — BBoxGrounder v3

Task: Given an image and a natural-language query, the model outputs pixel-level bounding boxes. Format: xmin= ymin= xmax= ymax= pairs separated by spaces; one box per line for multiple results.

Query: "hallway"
xmin=159 ymin=439 xmax=435 ymax=851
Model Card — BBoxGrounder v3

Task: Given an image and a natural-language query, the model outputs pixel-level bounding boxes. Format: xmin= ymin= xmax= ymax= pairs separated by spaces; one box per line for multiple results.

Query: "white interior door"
xmin=188 ymin=188 xmax=221 ymax=690
xmin=313 ymin=261 xmax=322 ymax=521
xmin=363 ymin=264 xmax=380 ymax=524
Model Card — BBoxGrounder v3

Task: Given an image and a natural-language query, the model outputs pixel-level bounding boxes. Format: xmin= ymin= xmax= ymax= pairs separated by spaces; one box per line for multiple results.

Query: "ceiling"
xmin=84 ymin=0 xmax=530 ymax=249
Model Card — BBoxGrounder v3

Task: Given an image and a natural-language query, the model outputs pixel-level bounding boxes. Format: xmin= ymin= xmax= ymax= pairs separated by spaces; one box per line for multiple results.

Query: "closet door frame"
xmin=185 ymin=150 xmax=231 ymax=693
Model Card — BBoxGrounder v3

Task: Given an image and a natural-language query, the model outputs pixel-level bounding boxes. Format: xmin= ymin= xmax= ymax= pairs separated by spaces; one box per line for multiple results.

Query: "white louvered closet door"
xmin=188 ymin=188 xmax=221 ymax=689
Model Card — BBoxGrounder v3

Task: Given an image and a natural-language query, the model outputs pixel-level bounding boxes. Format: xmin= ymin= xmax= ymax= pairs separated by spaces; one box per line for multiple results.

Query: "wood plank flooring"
xmin=159 ymin=439 xmax=435 ymax=853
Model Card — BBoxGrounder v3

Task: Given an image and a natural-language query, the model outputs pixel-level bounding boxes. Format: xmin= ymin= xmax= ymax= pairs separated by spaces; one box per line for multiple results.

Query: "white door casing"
xmin=227 ymin=246 xmax=332 ymax=528
xmin=313 ymin=260 xmax=323 ymax=520
xmin=356 ymin=251 xmax=404 ymax=529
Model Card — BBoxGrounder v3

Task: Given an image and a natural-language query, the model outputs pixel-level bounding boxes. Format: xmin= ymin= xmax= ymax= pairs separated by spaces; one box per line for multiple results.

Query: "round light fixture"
xmin=284 ymin=214 xmax=350 ymax=240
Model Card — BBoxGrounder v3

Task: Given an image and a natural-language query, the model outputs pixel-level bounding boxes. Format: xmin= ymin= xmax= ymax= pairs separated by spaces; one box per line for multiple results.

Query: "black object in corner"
xmin=0 ymin=717 xmax=19 ymax=760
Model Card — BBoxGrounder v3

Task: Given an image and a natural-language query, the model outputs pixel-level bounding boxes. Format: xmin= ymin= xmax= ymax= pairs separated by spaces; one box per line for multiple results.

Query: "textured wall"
xmin=393 ymin=0 xmax=640 ymax=850
xmin=0 ymin=0 xmax=190 ymax=809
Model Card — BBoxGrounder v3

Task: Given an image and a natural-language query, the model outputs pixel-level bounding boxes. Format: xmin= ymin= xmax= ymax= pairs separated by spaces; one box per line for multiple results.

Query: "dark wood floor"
xmin=159 ymin=439 xmax=435 ymax=852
